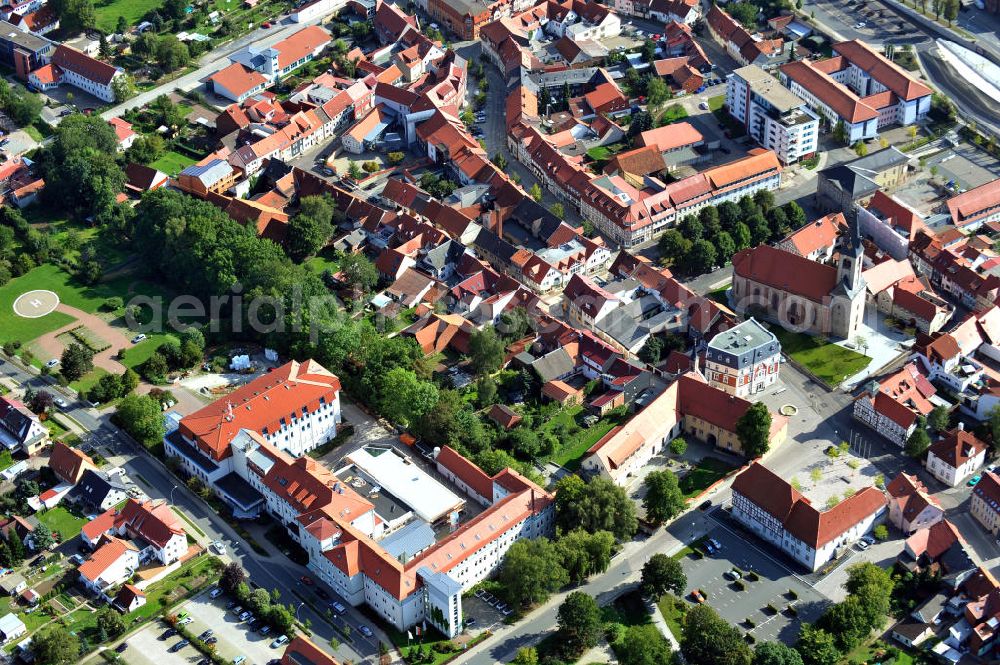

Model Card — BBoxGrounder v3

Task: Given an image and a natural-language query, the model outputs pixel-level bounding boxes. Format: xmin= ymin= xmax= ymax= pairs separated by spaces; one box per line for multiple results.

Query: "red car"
xmin=300 ymin=576 xmax=314 ymax=586
xmin=262 ymin=21 xmax=271 ymax=28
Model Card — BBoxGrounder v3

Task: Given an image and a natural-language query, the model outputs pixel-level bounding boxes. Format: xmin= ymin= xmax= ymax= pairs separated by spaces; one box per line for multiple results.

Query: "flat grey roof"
xmin=733 ymin=64 xmax=806 ymax=113
xmin=0 ymin=21 xmax=51 ymax=53
xmin=708 ymin=318 xmax=776 ymax=353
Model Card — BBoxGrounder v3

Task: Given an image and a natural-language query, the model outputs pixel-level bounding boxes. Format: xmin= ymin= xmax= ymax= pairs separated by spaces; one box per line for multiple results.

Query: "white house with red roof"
xmin=853 ymin=362 xmax=937 ymax=446
xmin=947 ymin=179 xmax=1000 ymax=232
xmin=886 ymin=472 xmax=944 ymax=533
xmin=971 ymin=471 xmax=1000 ymax=537
xmin=732 ymin=462 xmax=886 ymax=571
xmin=229 ymin=25 xmax=330 ymax=82
xmin=78 ymin=536 xmax=139 ymax=595
xmin=0 ymin=395 xmax=47 ymax=455
xmin=81 ymin=499 xmax=187 ymax=565
xmin=207 ymin=62 xmax=269 ymax=103
xmin=28 ymin=45 xmax=122 ymax=103
xmin=777 ymin=212 xmax=846 ymax=262
xmin=107 ymin=117 xmax=136 ymax=151
xmin=927 ymin=427 xmax=987 ymax=488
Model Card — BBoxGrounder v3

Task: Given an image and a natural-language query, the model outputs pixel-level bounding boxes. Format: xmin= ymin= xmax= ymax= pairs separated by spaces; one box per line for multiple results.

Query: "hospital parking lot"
xmin=118 ymin=588 xmax=288 ymax=665
xmin=678 ymin=516 xmax=829 ymax=644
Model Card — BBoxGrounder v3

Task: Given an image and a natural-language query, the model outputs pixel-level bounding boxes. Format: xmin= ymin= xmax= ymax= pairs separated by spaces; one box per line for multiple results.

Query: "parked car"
xmin=300 ymin=575 xmax=314 ymax=586
xmin=179 ymin=617 xmax=193 ymax=626
xmin=210 ymin=587 xmax=223 ymax=599
xmin=465 ymin=618 xmax=477 ymax=627
xmin=359 ymin=625 xmax=374 ymax=638
xmin=969 ymin=475 xmax=983 ymax=486
xmin=860 ymin=535 xmax=876 ymax=545
xmin=45 ymin=359 xmax=59 ymax=368
xmin=239 ymin=611 xmax=252 ymax=622
xmin=330 ymin=601 xmax=346 ymax=614
xmin=690 ymin=589 xmax=706 ymax=603
xmin=271 ymin=635 xmax=289 ymax=648
xmin=206 ymin=637 xmax=218 ymax=645
xmin=115 ymin=642 xmax=129 ymax=653
xmin=162 ymin=628 xmax=177 ymax=639
xmin=709 ymin=538 xmax=722 ymax=551
xmin=249 ymin=619 xmax=263 ymax=631
xmin=131 ymin=334 xmax=146 ymax=344
xmin=198 ymin=630 xmax=213 ymax=641
xmin=260 ymin=625 xmax=271 ymax=636
xmin=210 ymin=541 xmax=226 ymax=556
xmin=725 ymin=569 xmax=742 ymax=581
xmin=170 ymin=640 xmax=189 ymax=652
xmin=856 ymin=540 xmax=870 ymax=551
xmin=53 ymin=397 xmax=68 ymax=409
xmin=704 ymin=541 xmax=715 ymax=554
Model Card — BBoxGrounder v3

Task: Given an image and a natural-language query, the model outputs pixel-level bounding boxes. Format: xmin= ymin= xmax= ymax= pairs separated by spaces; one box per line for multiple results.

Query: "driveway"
xmin=32 ymin=303 xmax=133 ymax=375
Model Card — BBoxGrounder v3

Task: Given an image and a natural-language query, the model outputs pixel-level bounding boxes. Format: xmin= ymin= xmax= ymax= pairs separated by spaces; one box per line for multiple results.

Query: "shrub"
xmin=362 ymin=161 xmax=380 ymax=173
xmin=734 ymin=580 xmax=746 ymax=591
xmin=745 ymin=571 xmax=759 ymax=582
xmin=873 ymin=524 xmax=889 ymax=541
xmin=102 ymin=297 xmax=124 ymax=312
xmin=787 ymin=589 xmax=798 ymax=600
xmin=764 ymin=604 xmax=777 ymax=615
xmin=745 ymin=618 xmax=755 ymax=628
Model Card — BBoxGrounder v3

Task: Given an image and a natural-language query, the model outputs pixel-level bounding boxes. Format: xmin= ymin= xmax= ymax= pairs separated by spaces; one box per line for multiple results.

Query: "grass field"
xmin=71 ymin=367 xmax=110 ymax=395
xmin=94 ymin=0 xmax=164 ymax=32
xmin=150 ymin=150 xmax=197 ymax=176
xmin=0 ymin=263 xmax=173 ymax=346
xmin=546 ymin=406 xmax=626 ymax=471
xmin=37 ymin=506 xmax=87 ymax=540
xmin=769 ymin=327 xmax=870 ymax=387
xmin=121 ymin=333 xmax=179 ymax=369
xmin=305 ymin=247 xmax=341 ymax=275
xmin=679 ymin=457 xmax=739 ymax=498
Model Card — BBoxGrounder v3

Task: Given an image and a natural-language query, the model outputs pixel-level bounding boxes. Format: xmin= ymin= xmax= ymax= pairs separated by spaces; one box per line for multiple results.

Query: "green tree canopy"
xmin=497 ymin=537 xmax=569 ymax=608
xmin=114 ymin=394 xmax=166 ymax=448
xmin=615 ymin=624 xmax=673 ymax=665
xmin=640 ymin=553 xmax=686 ymax=598
xmin=555 ymin=475 xmax=637 ymax=540
xmin=643 ymin=470 xmax=686 ymax=524
xmin=754 ymin=641 xmax=805 ymax=665
xmin=469 ymin=327 xmax=505 ymax=375
xmin=736 ymin=402 xmax=772 ymax=458
xmin=286 ymin=195 xmax=334 ymax=261
xmin=32 ymin=625 xmax=80 ymax=665
xmin=557 ymin=592 xmax=602 ymax=658
xmin=681 ymin=604 xmax=752 ymax=665
xmin=60 ymin=343 xmax=94 ymax=382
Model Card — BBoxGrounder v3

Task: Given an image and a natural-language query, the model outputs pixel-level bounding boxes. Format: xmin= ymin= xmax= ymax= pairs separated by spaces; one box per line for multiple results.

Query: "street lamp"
xmin=295 ymin=602 xmax=305 ymax=621
xmin=170 ymin=485 xmax=178 ymax=505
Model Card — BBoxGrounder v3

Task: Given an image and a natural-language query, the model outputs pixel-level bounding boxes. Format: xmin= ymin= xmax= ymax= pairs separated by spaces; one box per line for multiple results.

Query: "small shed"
xmin=0 ymin=612 xmax=26 ymax=641
xmin=0 ymin=573 xmax=26 ymax=596
xmin=487 ymin=404 xmax=522 ymax=430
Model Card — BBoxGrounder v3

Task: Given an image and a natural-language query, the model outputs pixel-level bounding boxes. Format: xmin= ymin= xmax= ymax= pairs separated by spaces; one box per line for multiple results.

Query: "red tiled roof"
xmin=179 ymin=360 xmax=341 ymax=461
xmin=50 ymin=45 xmax=118 ymax=86
xmin=435 ymin=445 xmax=494 ymax=500
xmin=779 ymin=59 xmax=879 ymax=123
xmin=783 ymin=212 xmax=845 ymax=256
xmin=487 ymin=404 xmax=522 ymax=429
xmin=274 ymin=25 xmax=331 ymax=70
xmin=281 ymin=636 xmax=341 ymax=665
xmin=732 ymin=462 xmax=805 ymax=522
xmin=948 ymin=179 xmax=1000 ymax=227
xmin=81 ymin=508 xmax=117 ymax=543
xmin=638 ymin=122 xmax=703 ymax=152
xmin=117 ymin=499 xmax=184 ymax=548
xmin=78 ymin=536 xmax=136 ymax=582
xmin=785 ymin=486 xmax=886 ymax=548
xmin=732 ymin=244 xmax=837 ymax=302
xmin=929 ymin=428 xmax=986 ymax=469
xmin=974 ymin=472 xmax=1000 ymax=516
xmin=832 ymin=40 xmax=932 ymax=101
xmin=209 ymin=62 xmax=267 ymax=98
xmin=49 ymin=441 xmax=95 ymax=485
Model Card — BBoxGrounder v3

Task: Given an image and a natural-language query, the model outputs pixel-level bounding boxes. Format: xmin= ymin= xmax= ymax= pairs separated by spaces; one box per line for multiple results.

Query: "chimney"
xmin=958 ymin=422 xmax=965 ymax=431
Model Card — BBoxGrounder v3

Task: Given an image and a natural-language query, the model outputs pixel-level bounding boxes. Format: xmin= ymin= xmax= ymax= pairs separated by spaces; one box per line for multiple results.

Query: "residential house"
xmin=857 ymin=190 xmax=927 ymax=260
xmin=853 ymin=363 xmax=937 ymax=446
xmin=207 ymin=62 xmax=269 ymax=103
xmin=886 ymin=472 xmax=944 ymax=534
xmin=281 ymin=636 xmax=341 ymax=665
xmin=78 ymin=536 xmax=139 ymax=595
xmin=732 ymin=462 xmax=886 ymax=571
xmin=0 ymin=613 xmax=25 ymax=642
xmin=176 ymin=158 xmax=237 ymax=198
xmin=108 ymin=118 xmax=136 ymax=151
xmin=69 ymin=470 xmax=128 ymax=512
xmin=48 ymin=441 xmax=97 ymax=485
xmin=112 ymin=584 xmax=146 ymax=613
xmin=9 ymin=7 xmax=58 ymax=35
xmin=487 ymin=404 xmax=522 ymax=430
xmin=927 ymin=427 xmax=987 ymax=487
xmin=706 ymin=5 xmax=783 ymax=68
xmin=948 ymin=179 xmax=1000 ymax=232
xmin=229 ymin=25 xmax=331 ymax=82
xmin=704 ymin=317 xmax=780 ymax=398
xmin=0 ymin=574 xmax=25 ymax=596
xmin=124 ymin=163 xmax=169 ymax=195
xmin=777 ymin=212 xmax=846 ymax=262
xmin=912 ymin=331 xmax=984 ymax=394
xmin=0 ymin=396 xmax=47 ymax=455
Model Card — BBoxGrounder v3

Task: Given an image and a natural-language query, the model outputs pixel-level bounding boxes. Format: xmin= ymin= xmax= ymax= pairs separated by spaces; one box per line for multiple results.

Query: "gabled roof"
xmin=638 ymin=122 xmax=703 ymax=152
xmin=179 ymin=360 xmax=341 ymax=461
xmin=928 ymin=428 xmax=986 ymax=469
xmin=50 ymin=45 xmax=118 ymax=86
xmin=281 ymin=635 xmax=341 ymax=665
xmin=48 ymin=441 xmax=95 ymax=485
xmin=832 ymin=40 xmax=932 ymax=101
xmin=117 ymin=499 xmax=184 ymax=548
xmin=209 ymin=62 xmax=268 ymax=97
xmin=78 ymin=536 xmax=137 ymax=582
xmin=782 ymin=212 xmax=845 ymax=256
xmin=780 ymin=59 xmax=878 ymax=123
xmin=273 ymin=26 xmax=331 ymax=70
xmin=732 ymin=462 xmax=804 ymax=522
xmin=732 ymin=244 xmax=837 ymax=302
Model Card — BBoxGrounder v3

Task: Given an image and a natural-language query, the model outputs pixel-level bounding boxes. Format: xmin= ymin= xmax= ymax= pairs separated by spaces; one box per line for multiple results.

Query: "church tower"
xmin=830 ymin=218 xmax=866 ymax=339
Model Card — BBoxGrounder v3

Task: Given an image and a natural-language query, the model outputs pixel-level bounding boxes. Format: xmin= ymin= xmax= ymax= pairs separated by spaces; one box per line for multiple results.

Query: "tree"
xmin=638 ymin=335 xmax=664 ymax=365
xmin=557 ymin=592 xmax=602 ymax=658
xmin=112 ymin=74 xmax=136 ymax=103
xmin=854 ymin=141 xmax=868 ymax=157
xmin=492 ymin=153 xmax=508 ymax=170
xmin=96 ymin=607 xmax=126 ymax=639
xmin=716 ymin=231 xmax=735 ymax=261
xmin=141 ymin=352 xmax=169 ymax=383
xmin=640 ymin=553 xmax=686 ymax=598
xmin=497 ymin=537 xmax=569 ymax=607
xmin=682 ymin=604 xmax=752 ymax=665
xmin=670 ymin=437 xmax=687 ymax=455
xmin=784 ymin=201 xmax=807 ymax=229
xmin=685 ymin=239 xmax=717 ymax=275
xmin=728 ymin=1 xmax=758 ymax=27
xmin=28 ymin=390 xmax=54 ymax=414
xmin=156 ymin=35 xmax=190 ymax=72
xmin=550 ymin=202 xmax=565 ymax=219
xmin=60 ymin=343 xmax=94 ymax=382
xmin=221 ymin=562 xmax=246 ymax=594
xmin=928 ymin=405 xmax=949 ymax=432
xmin=754 ymin=642 xmax=804 ymax=665
xmin=116 ymin=15 xmax=128 ymax=33
xmin=287 ymin=195 xmax=334 ymax=261
xmin=340 ymin=253 xmax=378 ymax=296
xmin=647 ymin=77 xmax=669 ymax=107
xmin=819 ymin=596 xmax=870 ymax=650
xmin=114 ymin=393 xmax=166 ymax=448
xmin=832 ymin=120 xmax=848 ymax=144
xmin=32 ymin=523 xmax=55 ymax=550
xmin=641 ymin=38 xmax=657 ymax=63
xmin=51 ymin=0 xmax=95 ymax=33
xmin=469 ymin=327 xmax=505 ymax=375
xmin=643 ymin=470 xmax=685 ymax=524
xmin=555 ymin=475 xmax=637 ymax=540
xmin=733 ymin=222 xmax=752 ymax=250
xmin=905 ymin=425 xmax=931 ymax=458
xmin=873 ymin=524 xmax=888 ymax=540
xmin=0 ymin=541 xmax=11 ymax=568
xmin=556 ymin=529 xmax=614 ymax=582
xmin=736 ymin=402 xmax=772 ymax=458
xmin=944 ymin=0 xmax=958 ymax=24
xmin=378 ymin=367 xmax=438 ymax=429
xmin=33 ymin=625 xmax=80 ymax=665
xmin=753 ymin=189 xmax=775 ymax=213
xmin=658 ymin=229 xmax=691 ymax=266
xmin=795 ymin=624 xmax=839 ymax=665
xmin=348 ymin=161 xmax=363 ymax=180
xmin=529 ymin=183 xmax=543 ymax=202
xmin=616 ymin=624 xmax=673 ymax=665
xmin=512 ymin=647 xmax=539 ymax=665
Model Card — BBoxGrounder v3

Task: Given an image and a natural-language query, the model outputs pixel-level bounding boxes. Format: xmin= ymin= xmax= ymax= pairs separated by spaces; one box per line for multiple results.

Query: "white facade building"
xmin=927 ymin=428 xmax=987 ymax=488
xmin=704 ymin=317 xmax=780 ymax=398
xmin=727 ymin=65 xmax=819 ymax=164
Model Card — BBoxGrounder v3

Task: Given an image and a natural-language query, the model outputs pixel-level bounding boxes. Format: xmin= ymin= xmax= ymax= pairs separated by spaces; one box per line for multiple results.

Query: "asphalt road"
xmin=0 ymin=357 xmax=382 ymax=665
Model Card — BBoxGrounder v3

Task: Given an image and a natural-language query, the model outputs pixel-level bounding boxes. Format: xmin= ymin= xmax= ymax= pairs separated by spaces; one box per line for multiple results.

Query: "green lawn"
xmin=150 ymin=150 xmax=197 ymax=176
xmin=659 ymin=103 xmax=689 ymax=125
xmin=707 ymin=95 xmax=726 ymax=112
xmin=37 ymin=506 xmax=87 ymax=540
xmin=23 ymin=125 xmax=42 ymax=141
xmin=71 ymin=367 xmax=110 ymax=395
xmin=769 ymin=327 xmax=870 ymax=387
xmin=121 ymin=334 xmax=179 ymax=370
xmin=94 ymin=0 xmax=165 ymax=31
xmin=305 ymin=247 xmax=341 ymax=275
xmin=656 ymin=594 xmax=687 ymax=638
xmin=679 ymin=457 xmax=739 ymax=498
xmin=543 ymin=405 xmax=626 ymax=471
